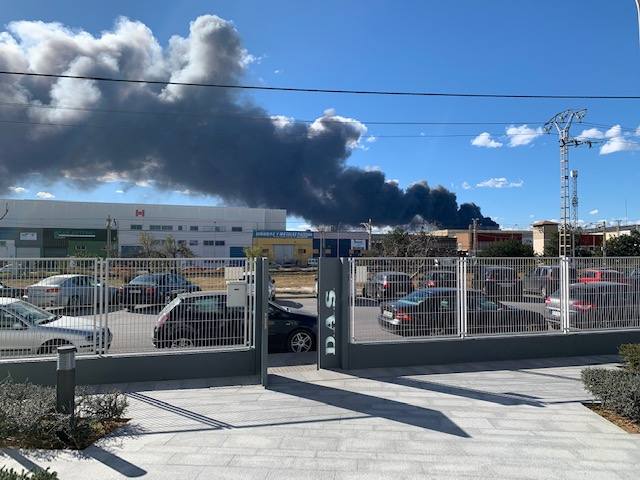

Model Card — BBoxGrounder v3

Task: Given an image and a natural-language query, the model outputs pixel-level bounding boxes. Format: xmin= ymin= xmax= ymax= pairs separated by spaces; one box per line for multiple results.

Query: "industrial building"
xmin=0 ymin=199 xmax=286 ymax=258
xmin=431 ymin=228 xmax=533 ymax=255
xmin=253 ymin=230 xmax=369 ymax=265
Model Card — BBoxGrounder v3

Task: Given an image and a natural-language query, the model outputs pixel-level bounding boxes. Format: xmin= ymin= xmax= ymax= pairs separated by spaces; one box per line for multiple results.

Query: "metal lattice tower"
xmin=570 ymin=170 xmax=579 ymax=228
xmin=544 ymin=109 xmax=587 ymax=257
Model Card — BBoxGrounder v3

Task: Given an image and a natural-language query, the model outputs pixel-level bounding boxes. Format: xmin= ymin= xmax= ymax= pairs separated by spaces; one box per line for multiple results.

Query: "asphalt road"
xmin=47 ymin=293 xmax=550 ymax=355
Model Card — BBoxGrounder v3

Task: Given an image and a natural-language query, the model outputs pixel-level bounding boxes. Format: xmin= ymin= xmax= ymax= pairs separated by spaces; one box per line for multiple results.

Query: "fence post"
xmin=560 ymin=256 xmax=570 ymax=333
xmin=458 ymin=257 xmax=468 ymax=338
xmin=318 ymin=257 xmax=343 ymax=370
xmin=254 ymin=257 xmax=269 ymax=387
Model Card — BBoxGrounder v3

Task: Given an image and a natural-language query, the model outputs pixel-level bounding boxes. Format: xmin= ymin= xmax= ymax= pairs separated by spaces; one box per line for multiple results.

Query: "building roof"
xmin=532 ymin=220 xmax=559 ymax=227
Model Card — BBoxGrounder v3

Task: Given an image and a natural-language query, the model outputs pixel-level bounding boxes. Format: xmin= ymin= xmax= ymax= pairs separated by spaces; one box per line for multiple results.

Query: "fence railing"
xmin=0 ymin=257 xmax=256 ymax=360
xmin=349 ymin=256 xmax=640 ymax=344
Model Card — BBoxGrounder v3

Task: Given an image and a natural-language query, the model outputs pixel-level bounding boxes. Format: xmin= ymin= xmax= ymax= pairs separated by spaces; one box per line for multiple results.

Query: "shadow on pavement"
xmin=1 ymin=449 xmax=43 ymax=472
xmin=268 ymin=374 xmax=469 ymax=437
xmin=82 ymin=445 xmax=147 ymax=477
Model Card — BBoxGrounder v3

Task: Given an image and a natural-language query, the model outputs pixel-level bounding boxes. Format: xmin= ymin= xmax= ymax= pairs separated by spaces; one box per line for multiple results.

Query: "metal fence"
xmin=0 ymin=257 xmax=256 ymax=359
xmin=349 ymin=256 xmax=640 ymax=344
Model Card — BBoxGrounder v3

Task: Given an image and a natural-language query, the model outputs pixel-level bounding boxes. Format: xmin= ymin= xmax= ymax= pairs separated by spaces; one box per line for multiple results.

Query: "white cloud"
xmin=115 ymin=189 xmax=124 ymax=194
xmin=599 ymin=124 xmax=639 ymax=155
xmin=505 ymin=125 xmax=544 ymax=147
xmin=471 ymin=132 xmax=502 ymax=148
xmin=135 ymin=179 xmax=153 ymax=188
xmin=589 ymin=209 xmax=599 ymax=215
xmin=365 ymin=136 xmax=377 ymax=143
xmin=577 ymin=127 xmax=605 ymax=140
xmin=386 ymin=179 xmax=399 ymax=186
xmin=273 ymin=69 xmax=282 ymax=74
xmin=9 ymin=186 xmax=27 ymax=194
xmin=364 ymin=165 xmax=382 ymax=172
xmin=36 ymin=191 xmax=55 ymax=199
xmin=462 ymin=181 xmax=472 ymax=190
xmin=476 ymin=177 xmax=524 ymax=189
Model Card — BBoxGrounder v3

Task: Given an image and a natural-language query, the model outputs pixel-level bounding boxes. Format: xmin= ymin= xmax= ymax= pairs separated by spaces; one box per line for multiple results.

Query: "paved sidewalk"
xmin=2 ymin=355 xmax=639 ymax=479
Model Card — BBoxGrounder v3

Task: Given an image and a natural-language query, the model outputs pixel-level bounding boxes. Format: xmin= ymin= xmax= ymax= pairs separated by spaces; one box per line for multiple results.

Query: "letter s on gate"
xmin=325 ymin=290 xmax=336 ymax=308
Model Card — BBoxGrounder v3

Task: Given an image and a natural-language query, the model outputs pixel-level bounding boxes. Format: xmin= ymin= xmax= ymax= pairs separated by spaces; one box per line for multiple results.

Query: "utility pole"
xmin=544 ymin=109 xmax=589 ymax=257
xmin=360 ymin=218 xmax=373 ymax=251
xmin=105 ymin=215 xmax=117 ymax=257
xmin=601 ymin=220 xmax=607 ymax=258
xmin=472 ymin=218 xmax=479 ymax=257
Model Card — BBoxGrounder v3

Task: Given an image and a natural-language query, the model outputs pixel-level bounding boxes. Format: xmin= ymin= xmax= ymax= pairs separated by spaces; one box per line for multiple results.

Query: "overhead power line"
xmin=1 ymin=70 xmax=640 ymax=100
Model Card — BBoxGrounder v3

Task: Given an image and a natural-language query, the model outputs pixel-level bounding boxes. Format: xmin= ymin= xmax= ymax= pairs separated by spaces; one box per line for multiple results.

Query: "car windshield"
xmin=3 ymin=300 xmax=58 ymax=325
xmin=397 ymin=290 xmax=432 ymax=305
xmin=130 ymin=274 xmax=161 ymax=285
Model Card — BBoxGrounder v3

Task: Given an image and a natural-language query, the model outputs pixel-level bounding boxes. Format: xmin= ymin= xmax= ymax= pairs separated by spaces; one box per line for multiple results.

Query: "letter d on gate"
xmin=318 ymin=258 xmax=342 ymax=369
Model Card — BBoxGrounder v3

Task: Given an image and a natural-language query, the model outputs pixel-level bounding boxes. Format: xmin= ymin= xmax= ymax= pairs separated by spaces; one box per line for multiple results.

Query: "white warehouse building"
xmin=0 ymin=199 xmax=286 ymax=258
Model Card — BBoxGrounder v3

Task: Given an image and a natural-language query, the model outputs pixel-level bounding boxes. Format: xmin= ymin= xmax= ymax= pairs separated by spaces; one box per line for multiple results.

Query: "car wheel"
xmin=362 ymin=287 xmax=367 ymax=298
xmin=169 ymin=333 xmax=195 ymax=349
xmin=288 ymin=330 xmax=315 ymax=353
xmin=37 ymin=339 xmax=71 ymax=355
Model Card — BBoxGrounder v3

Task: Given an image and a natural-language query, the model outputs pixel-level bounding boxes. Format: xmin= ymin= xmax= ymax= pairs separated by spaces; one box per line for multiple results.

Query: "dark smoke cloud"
xmin=0 ymin=15 xmax=498 ymax=229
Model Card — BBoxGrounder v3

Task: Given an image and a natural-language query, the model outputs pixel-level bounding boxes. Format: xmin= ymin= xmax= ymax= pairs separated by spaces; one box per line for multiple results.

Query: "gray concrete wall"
xmin=0 ymin=349 xmax=257 ymax=385
xmin=345 ymin=331 xmax=640 ymax=370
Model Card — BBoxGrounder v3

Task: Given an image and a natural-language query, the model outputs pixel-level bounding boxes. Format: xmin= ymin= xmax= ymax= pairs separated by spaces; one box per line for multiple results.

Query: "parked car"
xmin=120 ymin=272 xmax=200 ymax=309
xmin=420 ymin=270 xmax=457 ymax=289
xmin=25 ymin=274 xmax=118 ymax=309
xmin=470 ymin=266 xmax=523 ymax=300
xmin=152 ymin=291 xmax=317 ymax=353
xmin=307 ymin=257 xmax=319 ymax=267
xmin=0 ymin=263 xmax=30 ymax=278
xmin=0 ymin=297 xmax=111 ymax=356
xmin=378 ymin=288 xmax=546 ymax=336
xmin=0 ymin=281 xmax=24 ymax=299
xmin=363 ymin=272 xmax=413 ymax=300
xmin=523 ymin=265 xmax=577 ymax=297
xmin=578 ymin=269 xmax=626 ymax=284
xmin=545 ymin=281 xmax=640 ymax=329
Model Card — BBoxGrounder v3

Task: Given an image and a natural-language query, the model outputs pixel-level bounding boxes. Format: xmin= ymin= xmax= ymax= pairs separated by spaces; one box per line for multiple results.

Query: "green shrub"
xmin=619 ymin=343 xmax=640 ymax=373
xmin=0 ymin=377 xmax=128 ymax=449
xmin=0 ymin=467 xmax=58 ymax=480
xmin=582 ymin=368 xmax=640 ymax=422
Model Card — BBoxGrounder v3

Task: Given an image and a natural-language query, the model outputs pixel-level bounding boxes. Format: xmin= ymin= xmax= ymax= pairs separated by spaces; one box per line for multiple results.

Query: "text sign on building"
xmin=318 ymin=257 xmax=342 ymax=369
xmin=135 ymin=209 xmax=145 ymax=217
xmin=253 ymin=230 xmax=313 ymax=239
xmin=19 ymin=232 xmax=38 ymax=241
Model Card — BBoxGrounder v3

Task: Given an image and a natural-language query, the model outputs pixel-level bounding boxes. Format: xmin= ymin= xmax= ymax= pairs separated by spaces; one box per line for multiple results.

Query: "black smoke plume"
xmin=0 ymin=15 xmax=497 ymax=229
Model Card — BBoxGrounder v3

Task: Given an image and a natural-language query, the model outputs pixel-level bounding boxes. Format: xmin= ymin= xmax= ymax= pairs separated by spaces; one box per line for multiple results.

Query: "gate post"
xmin=560 ymin=256 xmax=570 ymax=333
xmin=318 ymin=257 xmax=346 ymax=370
xmin=255 ymin=257 xmax=269 ymax=386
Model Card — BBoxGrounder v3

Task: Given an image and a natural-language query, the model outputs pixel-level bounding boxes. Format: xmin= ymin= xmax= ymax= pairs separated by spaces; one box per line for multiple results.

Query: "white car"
xmin=0 ymin=298 xmax=111 ymax=357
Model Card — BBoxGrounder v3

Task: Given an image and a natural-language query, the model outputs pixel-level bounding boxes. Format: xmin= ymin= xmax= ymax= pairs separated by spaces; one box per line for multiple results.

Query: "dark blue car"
xmin=120 ymin=272 xmax=200 ymax=310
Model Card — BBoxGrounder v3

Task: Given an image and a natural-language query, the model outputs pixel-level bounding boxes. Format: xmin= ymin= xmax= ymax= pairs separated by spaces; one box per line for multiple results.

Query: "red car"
xmin=578 ymin=269 xmax=626 ymax=284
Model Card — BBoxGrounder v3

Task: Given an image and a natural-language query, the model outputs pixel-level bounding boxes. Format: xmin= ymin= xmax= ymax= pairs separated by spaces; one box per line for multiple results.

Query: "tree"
xmin=243 ymin=245 xmax=264 ymax=259
xmin=543 ymin=231 xmax=559 ymax=257
xmin=138 ymin=232 xmax=157 ymax=258
xmin=160 ymin=235 xmax=194 ymax=258
xmin=370 ymin=228 xmax=456 ymax=257
xmin=604 ymin=230 xmax=640 ymax=256
xmin=478 ymin=239 xmax=534 ymax=257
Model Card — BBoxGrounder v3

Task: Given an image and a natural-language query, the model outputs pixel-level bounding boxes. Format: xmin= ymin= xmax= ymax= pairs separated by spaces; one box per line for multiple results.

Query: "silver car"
xmin=25 ymin=274 xmax=117 ymax=309
xmin=0 ymin=298 xmax=111 ymax=356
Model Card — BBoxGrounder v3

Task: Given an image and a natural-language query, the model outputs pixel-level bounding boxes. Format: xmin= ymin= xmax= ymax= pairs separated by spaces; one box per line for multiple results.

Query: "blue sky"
xmin=1 ymin=0 xmax=640 ymax=230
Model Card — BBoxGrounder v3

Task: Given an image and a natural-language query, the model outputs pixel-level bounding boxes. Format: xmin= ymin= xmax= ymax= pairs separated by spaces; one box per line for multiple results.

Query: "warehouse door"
xmin=273 ymin=244 xmax=294 ymax=264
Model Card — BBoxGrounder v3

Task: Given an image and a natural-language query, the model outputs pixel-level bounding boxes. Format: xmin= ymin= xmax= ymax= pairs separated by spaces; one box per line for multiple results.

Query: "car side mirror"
xmin=12 ymin=322 xmax=26 ymax=330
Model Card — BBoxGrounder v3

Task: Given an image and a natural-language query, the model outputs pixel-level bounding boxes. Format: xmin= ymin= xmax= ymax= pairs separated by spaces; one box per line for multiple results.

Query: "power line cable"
xmin=2 ymin=70 xmax=640 ymax=100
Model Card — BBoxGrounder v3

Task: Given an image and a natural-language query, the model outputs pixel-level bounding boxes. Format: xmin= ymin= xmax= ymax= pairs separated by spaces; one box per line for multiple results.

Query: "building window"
xmin=177 ymin=226 xmax=183 ymax=231
xmin=190 ymin=226 xmax=199 ymax=231
xmin=189 ymin=240 xmax=199 ymax=246
xmin=161 ymin=225 xmax=173 ymax=231
xmin=130 ymin=224 xmax=143 ymax=230
xmin=178 ymin=240 xmax=186 ymax=246
xmin=215 ymin=226 xmax=225 ymax=232
xmin=231 ymin=226 xmax=242 ymax=232
xmin=215 ymin=240 xmax=225 ymax=246
xmin=298 ymin=249 xmax=306 ymax=254
xmin=149 ymin=225 xmax=162 ymax=231
xmin=203 ymin=240 xmax=214 ymax=246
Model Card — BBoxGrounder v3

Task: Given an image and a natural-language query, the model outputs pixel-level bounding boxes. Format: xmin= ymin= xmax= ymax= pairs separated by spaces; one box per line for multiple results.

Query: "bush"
xmin=0 ymin=467 xmax=58 ymax=480
xmin=582 ymin=368 xmax=640 ymax=422
xmin=619 ymin=343 xmax=640 ymax=373
xmin=0 ymin=377 xmax=128 ymax=449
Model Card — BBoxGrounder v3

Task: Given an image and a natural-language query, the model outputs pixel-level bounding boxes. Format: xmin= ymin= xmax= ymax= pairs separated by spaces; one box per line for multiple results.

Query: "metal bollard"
xmin=56 ymin=346 xmax=77 ymax=419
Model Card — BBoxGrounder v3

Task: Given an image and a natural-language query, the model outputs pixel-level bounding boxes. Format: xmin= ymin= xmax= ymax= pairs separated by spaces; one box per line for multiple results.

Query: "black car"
xmin=471 ymin=266 xmax=523 ymax=300
xmin=363 ymin=271 xmax=413 ymax=300
xmin=153 ymin=291 xmax=317 ymax=353
xmin=420 ymin=270 xmax=457 ymax=289
xmin=0 ymin=280 xmax=24 ymax=299
xmin=545 ymin=281 xmax=640 ymax=330
xmin=120 ymin=273 xmax=200 ymax=309
xmin=379 ymin=288 xmax=546 ymax=336
xmin=523 ymin=265 xmax=577 ymax=298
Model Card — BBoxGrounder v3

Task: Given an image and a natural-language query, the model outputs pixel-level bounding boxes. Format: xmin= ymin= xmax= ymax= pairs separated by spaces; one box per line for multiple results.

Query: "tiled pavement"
xmin=2 ymin=354 xmax=640 ymax=479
